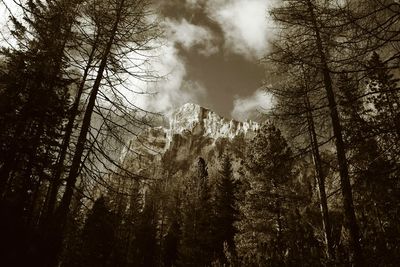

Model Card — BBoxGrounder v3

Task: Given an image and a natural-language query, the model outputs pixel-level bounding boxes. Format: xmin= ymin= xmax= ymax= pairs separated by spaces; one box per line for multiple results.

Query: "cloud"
xmin=164 ymin=18 xmax=218 ymax=56
xmin=134 ymin=19 xmax=220 ymax=113
xmin=185 ymin=0 xmax=205 ymax=9
xmin=134 ymin=19 xmax=213 ymax=113
xmin=205 ymin=0 xmax=277 ymax=59
xmin=127 ymin=29 xmax=208 ymax=115
xmin=231 ymin=89 xmax=273 ymax=121
xmin=128 ymin=6 xmax=278 ymax=117
xmin=0 ymin=2 xmax=209 ymax=118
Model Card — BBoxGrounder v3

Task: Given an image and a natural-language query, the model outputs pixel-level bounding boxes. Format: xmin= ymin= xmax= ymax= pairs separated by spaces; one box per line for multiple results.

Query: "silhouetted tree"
xmin=269 ymin=1 xmax=363 ymax=264
xmin=80 ymin=196 xmax=116 ymax=267
xmin=213 ymin=155 xmax=239 ymax=265
xmin=178 ymin=157 xmax=215 ymax=267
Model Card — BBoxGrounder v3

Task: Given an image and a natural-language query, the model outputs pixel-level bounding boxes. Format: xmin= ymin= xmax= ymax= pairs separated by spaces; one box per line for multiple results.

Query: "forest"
xmin=0 ymin=0 xmax=399 ymax=266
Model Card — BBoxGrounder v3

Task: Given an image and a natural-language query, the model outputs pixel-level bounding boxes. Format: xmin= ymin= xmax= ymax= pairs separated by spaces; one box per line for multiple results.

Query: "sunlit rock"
xmin=121 ymin=103 xmax=260 ymax=179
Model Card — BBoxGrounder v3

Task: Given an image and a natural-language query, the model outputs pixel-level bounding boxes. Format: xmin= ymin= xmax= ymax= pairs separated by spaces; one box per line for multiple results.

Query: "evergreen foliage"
xmin=80 ymin=197 xmax=116 ymax=267
xmin=213 ymin=155 xmax=239 ymax=265
xmin=236 ymin=124 xmax=295 ymax=266
xmin=178 ymin=157 xmax=216 ymax=267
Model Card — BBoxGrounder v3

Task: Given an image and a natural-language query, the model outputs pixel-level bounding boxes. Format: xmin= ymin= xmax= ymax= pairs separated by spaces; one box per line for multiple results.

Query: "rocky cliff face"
xmin=168 ymin=103 xmax=259 ymax=142
xmin=121 ymin=103 xmax=260 ymax=179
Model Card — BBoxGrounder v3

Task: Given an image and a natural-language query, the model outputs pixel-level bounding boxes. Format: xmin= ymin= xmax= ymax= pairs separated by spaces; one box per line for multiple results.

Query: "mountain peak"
xmin=178 ymin=102 xmax=205 ymax=110
xmin=169 ymin=102 xmax=259 ymax=140
xmin=173 ymin=103 xmax=209 ymax=120
xmin=121 ymin=103 xmax=260 ymax=176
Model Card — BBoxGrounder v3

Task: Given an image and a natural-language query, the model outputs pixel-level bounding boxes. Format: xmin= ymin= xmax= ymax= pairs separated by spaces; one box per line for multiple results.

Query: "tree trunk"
xmin=44 ymin=1 xmax=126 ymax=266
xmin=304 ymin=93 xmax=335 ymax=261
xmin=306 ymin=0 xmax=363 ymax=265
xmin=41 ymin=33 xmax=100 ymax=225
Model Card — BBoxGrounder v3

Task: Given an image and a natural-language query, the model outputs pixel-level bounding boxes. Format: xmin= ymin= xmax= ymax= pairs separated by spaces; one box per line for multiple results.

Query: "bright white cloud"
xmin=205 ymin=0 xmax=277 ymax=59
xmin=129 ymin=18 xmax=221 ymax=114
xmin=127 ymin=38 xmax=207 ymax=115
xmin=133 ymin=19 xmax=214 ymax=113
xmin=135 ymin=19 xmax=218 ymax=113
xmin=164 ymin=18 xmax=218 ymax=56
xmin=231 ymin=89 xmax=273 ymax=121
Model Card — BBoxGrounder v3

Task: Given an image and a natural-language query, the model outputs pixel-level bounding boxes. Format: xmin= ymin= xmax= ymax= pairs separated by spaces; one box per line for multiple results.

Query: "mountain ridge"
xmin=121 ymin=103 xmax=261 ymax=178
xmin=168 ymin=103 xmax=259 ymax=142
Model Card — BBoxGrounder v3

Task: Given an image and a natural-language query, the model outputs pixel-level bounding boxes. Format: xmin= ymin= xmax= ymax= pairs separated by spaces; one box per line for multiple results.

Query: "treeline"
xmin=58 ymin=124 xmax=324 ymax=267
xmin=58 ymin=115 xmax=400 ymax=267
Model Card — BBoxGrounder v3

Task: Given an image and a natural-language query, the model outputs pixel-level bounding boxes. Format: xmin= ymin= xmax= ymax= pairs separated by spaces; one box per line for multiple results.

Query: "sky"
xmin=149 ymin=0 xmax=277 ymax=120
xmin=0 ymin=0 xmax=278 ymax=121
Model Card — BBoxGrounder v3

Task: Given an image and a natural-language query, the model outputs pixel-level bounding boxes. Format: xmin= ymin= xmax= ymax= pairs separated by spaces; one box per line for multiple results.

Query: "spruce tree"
xmin=178 ymin=157 xmax=215 ymax=267
xmin=235 ymin=124 xmax=294 ymax=266
xmin=338 ymin=64 xmax=400 ymax=265
xmin=365 ymin=52 xmax=400 ymax=144
xmin=213 ymin=155 xmax=238 ymax=265
xmin=80 ymin=197 xmax=116 ymax=267
xmin=134 ymin=195 xmax=158 ymax=267
xmin=0 ymin=1 xmax=79 ymax=264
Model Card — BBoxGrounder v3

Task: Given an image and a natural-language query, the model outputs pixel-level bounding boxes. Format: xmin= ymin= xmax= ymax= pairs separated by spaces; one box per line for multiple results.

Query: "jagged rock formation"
xmin=121 ymin=103 xmax=260 ymax=179
xmin=168 ymin=103 xmax=259 ymax=141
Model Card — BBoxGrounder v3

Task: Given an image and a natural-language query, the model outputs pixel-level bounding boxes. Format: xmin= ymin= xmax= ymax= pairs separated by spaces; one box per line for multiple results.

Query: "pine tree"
xmin=178 ymin=157 xmax=215 ymax=267
xmin=105 ymin=179 xmax=142 ymax=267
xmin=268 ymin=1 xmax=364 ymax=264
xmin=133 ymin=193 xmax=158 ymax=267
xmin=235 ymin=124 xmax=294 ymax=266
xmin=213 ymin=155 xmax=238 ymax=265
xmin=365 ymin=52 xmax=400 ymax=147
xmin=163 ymin=218 xmax=181 ymax=267
xmin=0 ymin=0 xmax=75 ymax=205
xmin=44 ymin=1 xmax=160 ymax=265
xmin=0 ymin=1 xmax=79 ymax=264
xmin=162 ymin=185 xmax=182 ymax=267
xmin=338 ymin=62 xmax=400 ymax=265
xmin=80 ymin=197 xmax=116 ymax=267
